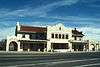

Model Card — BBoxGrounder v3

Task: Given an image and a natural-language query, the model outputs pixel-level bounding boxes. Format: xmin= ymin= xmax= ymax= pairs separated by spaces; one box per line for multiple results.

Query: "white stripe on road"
xmin=74 ymin=63 xmax=100 ymax=67
xmin=6 ymin=58 xmax=100 ymax=67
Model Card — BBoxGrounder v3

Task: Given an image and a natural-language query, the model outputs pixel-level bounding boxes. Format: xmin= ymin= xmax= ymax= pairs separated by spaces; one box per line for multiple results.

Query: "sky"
xmin=0 ymin=0 xmax=100 ymax=41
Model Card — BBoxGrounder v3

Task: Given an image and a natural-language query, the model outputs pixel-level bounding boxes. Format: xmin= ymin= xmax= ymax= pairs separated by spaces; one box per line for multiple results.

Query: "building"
xmin=87 ymin=40 xmax=100 ymax=51
xmin=6 ymin=22 xmax=97 ymax=52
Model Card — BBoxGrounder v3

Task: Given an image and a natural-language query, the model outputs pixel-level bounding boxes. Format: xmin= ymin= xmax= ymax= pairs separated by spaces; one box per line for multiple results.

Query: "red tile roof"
xmin=19 ymin=25 xmax=47 ymax=33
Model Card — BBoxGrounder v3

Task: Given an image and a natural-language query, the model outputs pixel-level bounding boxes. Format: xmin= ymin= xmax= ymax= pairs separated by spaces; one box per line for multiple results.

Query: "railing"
xmin=69 ymin=40 xmax=88 ymax=43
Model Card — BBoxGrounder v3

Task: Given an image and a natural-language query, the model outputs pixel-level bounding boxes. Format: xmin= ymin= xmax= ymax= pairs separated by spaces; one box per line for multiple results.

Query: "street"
xmin=0 ymin=52 xmax=100 ymax=67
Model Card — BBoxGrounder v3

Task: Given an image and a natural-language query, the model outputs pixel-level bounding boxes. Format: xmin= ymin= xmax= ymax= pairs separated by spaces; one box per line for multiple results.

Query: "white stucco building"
xmin=6 ymin=22 xmax=98 ymax=52
xmin=87 ymin=40 xmax=100 ymax=51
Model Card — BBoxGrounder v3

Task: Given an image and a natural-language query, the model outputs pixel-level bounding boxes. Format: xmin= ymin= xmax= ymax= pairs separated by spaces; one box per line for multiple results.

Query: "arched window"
xmin=9 ymin=41 xmax=18 ymax=51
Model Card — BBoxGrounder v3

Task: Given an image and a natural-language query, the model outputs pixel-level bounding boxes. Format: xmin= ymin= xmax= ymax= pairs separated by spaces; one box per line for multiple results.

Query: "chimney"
xmin=16 ymin=21 xmax=20 ymax=31
xmin=75 ymin=28 xmax=77 ymax=30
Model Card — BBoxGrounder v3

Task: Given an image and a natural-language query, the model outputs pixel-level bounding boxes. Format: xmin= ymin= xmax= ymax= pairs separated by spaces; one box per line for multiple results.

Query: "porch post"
xmin=17 ymin=42 xmax=20 ymax=51
xmin=43 ymin=43 xmax=47 ymax=52
xmin=6 ymin=40 xmax=9 ymax=51
xmin=47 ymin=41 xmax=51 ymax=52
xmin=69 ymin=43 xmax=72 ymax=52
xmin=28 ymin=44 xmax=30 ymax=52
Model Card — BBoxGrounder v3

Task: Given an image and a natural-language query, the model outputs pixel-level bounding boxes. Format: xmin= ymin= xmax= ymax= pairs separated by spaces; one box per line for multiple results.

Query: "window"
xmin=74 ymin=37 xmax=77 ymax=40
xmin=59 ymin=34 xmax=61 ymax=39
xmin=51 ymin=34 xmax=54 ymax=38
xmin=59 ymin=27 xmax=61 ymax=30
xmin=52 ymin=43 xmax=69 ymax=49
xmin=22 ymin=34 xmax=25 ymax=38
xmin=62 ymin=34 xmax=64 ymax=39
xmin=66 ymin=34 xmax=68 ymax=39
xmin=55 ymin=34 xmax=58 ymax=38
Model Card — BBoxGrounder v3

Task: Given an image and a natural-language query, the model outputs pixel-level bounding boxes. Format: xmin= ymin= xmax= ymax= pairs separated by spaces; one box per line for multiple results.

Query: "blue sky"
xmin=0 ymin=0 xmax=100 ymax=41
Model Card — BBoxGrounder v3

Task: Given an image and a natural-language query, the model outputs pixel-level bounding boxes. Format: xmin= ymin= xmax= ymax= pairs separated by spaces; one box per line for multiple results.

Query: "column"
xmin=28 ymin=44 xmax=30 ymax=52
xmin=17 ymin=42 xmax=21 ymax=51
xmin=6 ymin=40 xmax=9 ymax=51
xmin=96 ymin=44 xmax=99 ymax=51
xmin=69 ymin=43 xmax=72 ymax=52
xmin=47 ymin=41 xmax=51 ymax=52
xmin=83 ymin=44 xmax=85 ymax=51
xmin=20 ymin=44 xmax=23 ymax=51
xmin=43 ymin=43 xmax=47 ymax=52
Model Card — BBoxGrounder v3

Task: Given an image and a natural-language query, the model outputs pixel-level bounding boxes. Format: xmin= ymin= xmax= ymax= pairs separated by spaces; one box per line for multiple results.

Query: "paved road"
xmin=0 ymin=52 xmax=100 ymax=67
xmin=21 ymin=58 xmax=100 ymax=67
xmin=0 ymin=56 xmax=100 ymax=67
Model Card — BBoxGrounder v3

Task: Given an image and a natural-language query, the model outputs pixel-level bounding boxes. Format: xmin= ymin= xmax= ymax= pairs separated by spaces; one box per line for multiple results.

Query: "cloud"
xmin=0 ymin=0 xmax=100 ymax=41
xmin=80 ymin=0 xmax=100 ymax=8
xmin=80 ymin=0 xmax=100 ymax=3
xmin=45 ymin=15 xmax=100 ymax=22
xmin=88 ymin=4 xmax=100 ymax=8
xmin=0 ymin=0 xmax=79 ymax=19
xmin=79 ymin=27 xmax=100 ymax=41
xmin=0 ymin=26 xmax=15 ymax=40
xmin=40 ymin=15 xmax=100 ymax=28
xmin=34 ymin=0 xmax=79 ymax=12
xmin=0 ymin=21 xmax=16 ymax=29
xmin=80 ymin=27 xmax=100 ymax=35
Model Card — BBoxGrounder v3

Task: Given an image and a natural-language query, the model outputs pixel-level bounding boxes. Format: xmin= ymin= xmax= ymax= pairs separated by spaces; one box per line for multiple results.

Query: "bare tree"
xmin=0 ymin=39 xmax=6 ymax=51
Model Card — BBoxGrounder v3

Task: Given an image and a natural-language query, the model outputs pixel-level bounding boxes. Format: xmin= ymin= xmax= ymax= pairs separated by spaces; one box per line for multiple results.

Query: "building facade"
xmin=87 ymin=40 xmax=100 ymax=51
xmin=6 ymin=22 xmax=97 ymax=52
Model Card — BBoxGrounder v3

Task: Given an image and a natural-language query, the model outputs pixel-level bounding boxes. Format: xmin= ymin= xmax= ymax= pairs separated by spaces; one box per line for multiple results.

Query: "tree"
xmin=0 ymin=39 xmax=6 ymax=51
